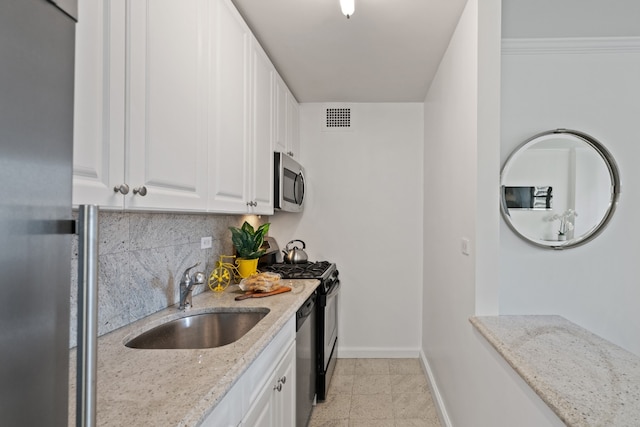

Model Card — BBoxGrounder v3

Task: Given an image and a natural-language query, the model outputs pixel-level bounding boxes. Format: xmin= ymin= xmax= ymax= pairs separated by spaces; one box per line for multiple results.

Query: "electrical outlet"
xmin=461 ymin=238 xmax=470 ymax=256
xmin=201 ymin=236 xmax=212 ymax=249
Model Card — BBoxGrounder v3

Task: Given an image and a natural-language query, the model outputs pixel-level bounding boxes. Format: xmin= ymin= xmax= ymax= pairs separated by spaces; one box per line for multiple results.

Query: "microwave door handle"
xmin=294 ymin=170 xmax=305 ymax=205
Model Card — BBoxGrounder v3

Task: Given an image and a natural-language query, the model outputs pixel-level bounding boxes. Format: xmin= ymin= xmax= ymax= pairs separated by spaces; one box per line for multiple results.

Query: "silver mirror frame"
xmin=500 ymin=128 xmax=621 ymax=250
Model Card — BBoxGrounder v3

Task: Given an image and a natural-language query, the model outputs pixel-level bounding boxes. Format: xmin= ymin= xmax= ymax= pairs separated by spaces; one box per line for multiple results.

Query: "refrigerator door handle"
xmin=76 ymin=205 xmax=99 ymax=427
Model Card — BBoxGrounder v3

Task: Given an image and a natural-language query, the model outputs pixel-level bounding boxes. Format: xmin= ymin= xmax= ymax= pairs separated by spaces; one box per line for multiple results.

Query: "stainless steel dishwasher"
xmin=296 ymin=291 xmax=317 ymax=427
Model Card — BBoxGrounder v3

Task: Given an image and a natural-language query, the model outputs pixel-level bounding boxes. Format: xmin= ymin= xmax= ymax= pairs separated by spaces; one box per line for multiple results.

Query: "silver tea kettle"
xmin=282 ymin=240 xmax=308 ymax=264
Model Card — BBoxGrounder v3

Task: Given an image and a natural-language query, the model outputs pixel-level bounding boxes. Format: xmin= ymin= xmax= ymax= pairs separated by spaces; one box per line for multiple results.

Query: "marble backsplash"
xmin=69 ymin=211 xmax=256 ymax=348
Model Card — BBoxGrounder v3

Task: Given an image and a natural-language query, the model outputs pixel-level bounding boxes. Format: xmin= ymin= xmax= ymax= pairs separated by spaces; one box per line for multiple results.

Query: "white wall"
xmin=270 ymin=103 xmax=425 ymax=357
xmin=500 ymin=39 xmax=640 ymax=356
xmin=422 ymin=0 xmax=564 ymax=425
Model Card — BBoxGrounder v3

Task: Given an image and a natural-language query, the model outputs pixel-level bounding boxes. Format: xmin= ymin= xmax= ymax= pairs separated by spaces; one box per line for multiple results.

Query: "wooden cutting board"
xmin=235 ymin=286 xmax=292 ymax=301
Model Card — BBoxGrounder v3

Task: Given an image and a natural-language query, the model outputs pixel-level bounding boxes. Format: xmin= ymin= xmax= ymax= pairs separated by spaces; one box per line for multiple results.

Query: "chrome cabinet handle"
xmin=287 ymin=151 xmax=294 ymax=157
xmin=246 ymin=201 xmax=257 ymax=207
xmin=133 ymin=186 xmax=148 ymax=196
xmin=273 ymin=383 xmax=282 ymax=392
xmin=280 ymin=375 xmax=286 ymax=384
xmin=113 ymin=184 xmax=129 ymax=195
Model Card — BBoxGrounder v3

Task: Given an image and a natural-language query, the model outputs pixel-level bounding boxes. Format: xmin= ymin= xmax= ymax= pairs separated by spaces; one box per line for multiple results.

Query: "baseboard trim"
xmin=420 ymin=349 xmax=453 ymax=427
xmin=337 ymin=347 xmax=421 ymax=358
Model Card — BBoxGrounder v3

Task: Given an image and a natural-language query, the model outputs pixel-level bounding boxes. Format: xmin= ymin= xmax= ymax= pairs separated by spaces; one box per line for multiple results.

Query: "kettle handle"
xmin=286 ymin=239 xmax=306 ymax=250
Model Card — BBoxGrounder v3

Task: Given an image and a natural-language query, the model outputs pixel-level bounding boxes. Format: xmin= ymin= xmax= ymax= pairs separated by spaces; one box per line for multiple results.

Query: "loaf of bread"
xmin=239 ymin=272 xmax=282 ymax=292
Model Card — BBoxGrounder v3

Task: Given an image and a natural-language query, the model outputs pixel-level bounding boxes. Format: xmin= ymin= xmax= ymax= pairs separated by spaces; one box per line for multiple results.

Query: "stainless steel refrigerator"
xmin=0 ymin=1 xmax=84 ymax=426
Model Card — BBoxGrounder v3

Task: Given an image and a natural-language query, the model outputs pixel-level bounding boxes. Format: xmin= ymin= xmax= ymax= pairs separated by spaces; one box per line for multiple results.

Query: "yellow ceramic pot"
xmin=236 ymin=258 xmax=258 ymax=278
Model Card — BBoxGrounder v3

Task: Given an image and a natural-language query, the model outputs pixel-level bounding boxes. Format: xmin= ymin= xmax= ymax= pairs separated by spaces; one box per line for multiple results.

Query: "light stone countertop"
xmin=69 ymin=279 xmax=319 ymax=427
xmin=470 ymin=315 xmax=640 ymax=427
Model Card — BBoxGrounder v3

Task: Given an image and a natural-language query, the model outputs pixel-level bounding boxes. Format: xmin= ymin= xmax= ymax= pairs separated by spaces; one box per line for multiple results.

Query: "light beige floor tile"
xmin=329 ymin=374 xmax=354 ymax=395
xmin=354 ymin=359 xmax=390 ymax=375
xmin=334 ymin=358 xmax=356 ymax=375
xmin=388 ymin=358 xmax=423 ymax=375
xmin=390 ymin=374 xmax=429 ymax=394
xmin=352 ymin=374 xmax=391 ymax=395
xmin=309 ymin=418 xmax=350 ymax=427
xmin=349 ymin=394 xmax=393 ymax=419
xmin=312 ymin=394 xmax=352 ymax=420
xmin=395 ymin=418 xmax=441 ymax=427
xmin=350 ymin=419 xmax=396 ymax=427
xmin=392 ymin=393 xmax=436 ymax=420
xmin=316 ymin=359 xmax=441 ymax=427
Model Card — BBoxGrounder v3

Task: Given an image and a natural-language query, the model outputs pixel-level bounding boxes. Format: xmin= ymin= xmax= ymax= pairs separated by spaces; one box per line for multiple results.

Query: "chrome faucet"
xmin=178 ymin=262 xmax=205 ymax=310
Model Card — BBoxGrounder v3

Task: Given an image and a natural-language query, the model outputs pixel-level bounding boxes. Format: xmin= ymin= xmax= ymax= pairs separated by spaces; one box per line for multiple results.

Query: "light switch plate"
xmin=461 ymin=238 xmax=470 ymax=256
xmin=201 ymin=236 xmax=212 ymax=249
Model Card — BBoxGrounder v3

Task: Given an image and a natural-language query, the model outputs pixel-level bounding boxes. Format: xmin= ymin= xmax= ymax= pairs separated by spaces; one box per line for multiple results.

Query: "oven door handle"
xmin=319 ymin=280 xmax=340 ymax=307
xmin=326 ymin=280 xmax=340 ymax=298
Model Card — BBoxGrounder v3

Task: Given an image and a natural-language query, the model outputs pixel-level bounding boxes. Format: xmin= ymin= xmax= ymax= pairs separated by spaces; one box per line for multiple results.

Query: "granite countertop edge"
xmin=469 ymin=315 xmax=640 ymax=427
xmin=69 ymin=279 xmax=320 ymax=427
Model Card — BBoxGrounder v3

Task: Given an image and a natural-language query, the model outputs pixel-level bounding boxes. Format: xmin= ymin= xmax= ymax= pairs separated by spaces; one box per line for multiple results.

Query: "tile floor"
xmin=309 ymin=358 xmax=442 ymax=427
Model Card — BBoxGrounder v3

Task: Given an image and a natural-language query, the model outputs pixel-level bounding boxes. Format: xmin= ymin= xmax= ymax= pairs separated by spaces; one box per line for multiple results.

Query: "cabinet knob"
xmin=280 ymin=375 xmax=286 ymax=384
xmin=133 ymin=186 xmax=148 ymax=196
xmin=246 ymin=201 xmax=257 ymax=207
xmin=287 ymin=151 xmax=294 ymax=157
xmin=113 ymin=184 xmax=130 ymax=195
xmin=273 ymin=383 xmax=282 ymax=392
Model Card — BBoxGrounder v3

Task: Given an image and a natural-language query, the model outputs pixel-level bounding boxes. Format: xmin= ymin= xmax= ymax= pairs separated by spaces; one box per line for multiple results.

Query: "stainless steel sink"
xmin=125 ymin=309 xmax=269 ymax=350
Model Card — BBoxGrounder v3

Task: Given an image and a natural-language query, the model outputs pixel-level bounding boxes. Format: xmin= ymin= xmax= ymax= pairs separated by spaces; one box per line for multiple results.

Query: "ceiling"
xmin=231 ymin=0 xmax=468 ymax=103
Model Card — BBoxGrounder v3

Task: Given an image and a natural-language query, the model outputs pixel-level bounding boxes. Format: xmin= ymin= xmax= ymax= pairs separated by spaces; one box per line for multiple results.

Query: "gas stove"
xmin=261 ymin=261 xmax=334 ymax=280
xmin=260 ymin=261 xmax=338 ymax=295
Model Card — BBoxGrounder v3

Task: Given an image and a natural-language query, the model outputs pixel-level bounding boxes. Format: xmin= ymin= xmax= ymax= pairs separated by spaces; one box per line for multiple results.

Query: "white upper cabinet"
xmin=208 ymin=0 xmax=251 ymax=213
xmin=208 ymin=0 xmax=274 ymax=215
xmin=126 ymin=0 xmax=209 ymax=211
xmin=74 ymin=0 xmax=208 ymax=211
xmin=274 ymin=75 xmax=300 ymax=159
xmin=72 ymin=0 xmax=126 ymax=209
xmin=73 ymin=0 xmax=291 ymax=214
xmin=286 ymin=94 xmax=300 ymax=159
xmin=274 ymin=75 xmax=287 ymax=156
xmin=250 ymin=37 xmax=275 ymax=215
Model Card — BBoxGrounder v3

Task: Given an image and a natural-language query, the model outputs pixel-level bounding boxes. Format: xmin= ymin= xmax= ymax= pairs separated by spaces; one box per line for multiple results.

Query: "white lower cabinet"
xmin=201 ymin=316 xmax=296 ymax=427
xmin=242 ymin=341 xmax=295 ymax=427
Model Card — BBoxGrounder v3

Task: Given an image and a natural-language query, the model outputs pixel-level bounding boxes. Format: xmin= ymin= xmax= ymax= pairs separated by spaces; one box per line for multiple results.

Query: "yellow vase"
xmin=236 ymin=258 xmax=258 ymax=279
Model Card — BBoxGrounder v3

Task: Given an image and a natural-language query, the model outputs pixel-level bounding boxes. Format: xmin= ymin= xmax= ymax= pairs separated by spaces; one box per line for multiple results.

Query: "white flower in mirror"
xmin=548 ymin=209 xmax=578 ymax=237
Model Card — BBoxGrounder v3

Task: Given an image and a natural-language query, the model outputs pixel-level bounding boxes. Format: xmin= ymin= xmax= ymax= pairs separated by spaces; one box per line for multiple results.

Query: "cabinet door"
xmin=241 ymin=369 xmax=277 ymax=427
xmin=127 ymin=0 xmax=209 ymax=211
xmin=73 ymin=0 xmax=126 ymax=208
xmin=249 ymin=38 xmax=274 ymax=215
xmin=241 ymin=341 xmax=295 ymax=427
xmin=286 ymin=93 xmax=300 ymax=159
xmin=208 ymin=0 xmax=251 ymax=213
xmin=273 ymin=75 xmax=288 ymax=155
xmin=273 ymin=341 xmax=296 ymax=427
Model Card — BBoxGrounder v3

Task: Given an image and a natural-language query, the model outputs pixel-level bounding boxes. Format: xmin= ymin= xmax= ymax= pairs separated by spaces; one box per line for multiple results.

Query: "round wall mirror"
xmin=500 ymin=129 xmax=621 ymax=249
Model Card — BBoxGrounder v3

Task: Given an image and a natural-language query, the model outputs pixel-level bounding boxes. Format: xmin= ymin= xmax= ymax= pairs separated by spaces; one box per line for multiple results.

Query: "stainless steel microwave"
xmin=274 ymin=152 xmax=305 ymax=212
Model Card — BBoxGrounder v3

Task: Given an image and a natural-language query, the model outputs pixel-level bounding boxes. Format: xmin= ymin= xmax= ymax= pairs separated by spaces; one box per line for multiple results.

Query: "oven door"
xmin=323 ymin=280 xmax=339 ymax=369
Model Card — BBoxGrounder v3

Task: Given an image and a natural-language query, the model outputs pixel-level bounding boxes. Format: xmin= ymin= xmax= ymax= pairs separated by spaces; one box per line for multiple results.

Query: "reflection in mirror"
xmin=501 ymin=129 xmax=620 ymax=249
xmin=504 ymin=186 xmax=552 ymax=210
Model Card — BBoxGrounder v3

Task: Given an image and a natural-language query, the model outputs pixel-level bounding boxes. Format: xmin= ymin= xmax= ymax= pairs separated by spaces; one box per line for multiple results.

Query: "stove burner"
xmin=261 ymin=261 xmax=333 ymax=280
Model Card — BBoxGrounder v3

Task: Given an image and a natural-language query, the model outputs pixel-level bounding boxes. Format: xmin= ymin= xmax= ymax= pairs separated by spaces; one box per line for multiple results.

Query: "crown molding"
xmin=502 ymin=37 xmax=640 ymax=55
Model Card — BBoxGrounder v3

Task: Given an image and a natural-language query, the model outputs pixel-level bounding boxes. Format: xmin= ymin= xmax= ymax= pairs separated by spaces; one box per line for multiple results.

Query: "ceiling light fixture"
xmin=340 ymin=0 xmax=354 ymax=19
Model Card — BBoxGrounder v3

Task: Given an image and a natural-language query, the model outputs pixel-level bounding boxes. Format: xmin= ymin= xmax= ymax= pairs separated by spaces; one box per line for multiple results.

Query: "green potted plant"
xmin=229 ymin=221 xmax=270 ymax=278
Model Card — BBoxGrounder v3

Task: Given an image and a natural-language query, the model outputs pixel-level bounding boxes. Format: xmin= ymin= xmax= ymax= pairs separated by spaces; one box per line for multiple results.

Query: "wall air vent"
xmin=321 ymin=105 xmax=355 ymax=132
